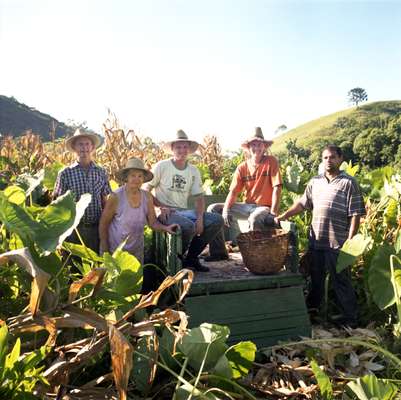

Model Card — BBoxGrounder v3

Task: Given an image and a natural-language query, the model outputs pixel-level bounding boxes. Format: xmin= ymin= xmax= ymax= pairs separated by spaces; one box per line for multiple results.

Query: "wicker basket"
xmin=237 ymin=229 xmax=290 ymax=275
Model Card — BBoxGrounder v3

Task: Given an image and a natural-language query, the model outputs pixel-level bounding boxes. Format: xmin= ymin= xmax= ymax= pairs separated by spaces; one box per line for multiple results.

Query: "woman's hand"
xmin=159 ymin=206 xmax=172 ymax=223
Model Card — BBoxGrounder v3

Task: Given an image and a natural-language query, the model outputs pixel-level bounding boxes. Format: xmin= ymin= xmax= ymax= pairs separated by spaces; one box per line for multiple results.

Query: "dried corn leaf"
xmin=0 ymin=247 xmax=50 ymax=315
xmin=108 ymin=324 xmax=133 ymax=400
xmin=68 ymin=268 xmax=106 ymax=303
xmin=121 ymin=269 xmax=193 ymax=322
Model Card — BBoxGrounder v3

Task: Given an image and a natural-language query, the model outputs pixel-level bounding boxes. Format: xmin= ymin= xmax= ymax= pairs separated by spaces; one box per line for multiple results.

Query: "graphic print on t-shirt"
xmin=171 ymin=174 xmax=187 ymax=190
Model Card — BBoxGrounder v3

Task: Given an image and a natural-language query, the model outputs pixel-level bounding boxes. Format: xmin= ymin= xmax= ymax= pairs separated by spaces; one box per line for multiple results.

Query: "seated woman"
xmin=99 ymin=157 xmax=177 ymax=264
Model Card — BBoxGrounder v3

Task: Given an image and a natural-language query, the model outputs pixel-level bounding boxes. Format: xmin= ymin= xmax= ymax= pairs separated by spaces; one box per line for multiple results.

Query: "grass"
xmin=271 ymin=100 xmax=401 ymax=154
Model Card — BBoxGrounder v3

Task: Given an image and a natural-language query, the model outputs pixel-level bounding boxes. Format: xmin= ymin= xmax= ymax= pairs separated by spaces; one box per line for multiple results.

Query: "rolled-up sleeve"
xmin=348 ymin=180 xmax=366 ymax=217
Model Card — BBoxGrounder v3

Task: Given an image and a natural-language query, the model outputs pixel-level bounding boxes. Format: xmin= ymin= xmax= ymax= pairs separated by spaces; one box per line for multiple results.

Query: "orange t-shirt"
xmin=229 ymin=155 xmax=282 ymax=206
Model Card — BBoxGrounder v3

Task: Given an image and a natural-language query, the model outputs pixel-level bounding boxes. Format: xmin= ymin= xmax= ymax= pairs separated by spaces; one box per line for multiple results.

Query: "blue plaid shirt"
xmin=53 ymin=162 xmax=111 ymax=225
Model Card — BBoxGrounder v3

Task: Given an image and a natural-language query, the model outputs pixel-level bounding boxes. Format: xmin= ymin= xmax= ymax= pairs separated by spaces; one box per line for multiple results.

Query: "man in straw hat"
xmin=206 ymin=127 xmax=282 ymax=261
xmin=53 ymin=128 xmax=111 ymax=252
xmin=144 ymin=129 xmax=224 ymax=272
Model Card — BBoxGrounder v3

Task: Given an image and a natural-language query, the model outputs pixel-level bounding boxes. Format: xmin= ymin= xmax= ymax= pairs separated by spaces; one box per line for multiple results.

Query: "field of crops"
xmin=1 ymin=120 xmax=401 ymax=399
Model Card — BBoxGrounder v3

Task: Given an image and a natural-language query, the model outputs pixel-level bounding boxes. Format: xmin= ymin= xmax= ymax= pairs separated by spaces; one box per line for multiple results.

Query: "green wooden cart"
xmin=153 ymin=228 xmax=311 ymax=348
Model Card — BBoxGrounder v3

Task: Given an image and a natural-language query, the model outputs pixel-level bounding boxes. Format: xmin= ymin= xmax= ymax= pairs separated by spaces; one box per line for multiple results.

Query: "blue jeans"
xmin=161 ymin=209 xmax=224 ymax=260
xmin=207 ymin=202 xmax=275 ymax=256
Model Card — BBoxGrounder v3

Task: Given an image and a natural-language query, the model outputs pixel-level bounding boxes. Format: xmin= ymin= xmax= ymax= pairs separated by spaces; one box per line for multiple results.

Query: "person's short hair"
xmin=322 ymin=144 xmax=343 ymax=158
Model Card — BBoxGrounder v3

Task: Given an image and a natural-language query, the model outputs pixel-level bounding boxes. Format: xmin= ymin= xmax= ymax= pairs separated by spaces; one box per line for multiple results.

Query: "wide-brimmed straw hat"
xmin=241 ymin=127 xmax=273 ymax=148
xmin=116 ymin=157 xmax=154 ymax=183
xmin=163 ymin=129 xmax=199 ymax=154
xmin=65 ymin=128 xmax=102 ymax=152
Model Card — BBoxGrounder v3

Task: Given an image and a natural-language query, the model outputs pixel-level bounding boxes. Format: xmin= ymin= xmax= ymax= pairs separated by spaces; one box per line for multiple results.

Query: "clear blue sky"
xmin=1 ymin=0 xmax=400 ymax=150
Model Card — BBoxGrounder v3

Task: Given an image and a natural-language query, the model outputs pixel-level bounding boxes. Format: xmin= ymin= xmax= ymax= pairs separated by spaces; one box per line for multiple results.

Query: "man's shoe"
xmin=203 ymin=254 xmax=229 ymax=262
xmin=183 ymin=258 xmax=210 ymax=272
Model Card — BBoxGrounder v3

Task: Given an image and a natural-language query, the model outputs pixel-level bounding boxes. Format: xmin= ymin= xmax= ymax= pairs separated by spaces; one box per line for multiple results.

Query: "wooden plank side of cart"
xmin=152 ymin=229 xmax=312 ymax=348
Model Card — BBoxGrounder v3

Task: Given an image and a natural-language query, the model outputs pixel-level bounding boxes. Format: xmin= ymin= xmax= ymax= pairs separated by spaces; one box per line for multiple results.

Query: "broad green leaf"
xmin=212 ymin=354 xmax=232 ymax=379
xmin=310 ymin=359 xmax=333 ymax=400
xmin=16 ymin=171 xmax=43 ymax=196
xmin=43 ymin=162 xmax=64 ymax=191
xmin=0 ymin=191 xmax=90 ymax=254
xmin=384 ymin=198 xmax=399 ymax=228
xmin=158 ymin=327 xmax=183 ymax=371
xmin=368 ymin=244 xmax=397 ymax=309
xmin=341 ymin=161 xmax=359 ymax=177
xmin=103 ymin=249 xmax=143 ymax=297
xmin=63 ymin=242 xmax=103 ymax=262
xmin=285 ymin=160 xmax=303 ymax=193
xmin=3 ymin=185 xmax=26 ymax=205
xmin=345 ymin=374 xmax=398 ymax=400
xmin=225 ymin=341 xmax=256 ymax=379
xmin=0 ymin=324 xmax=8 ymax=367
xmin=38 ymin=192 xmax=91 ymax=251
xmin=337 ymin=234 xmax=371 ymax=273
xmin=178 ymin=324 xmax=229 ymax=372
xmin=0 ymin=192 xmax=38 ymax=245
xmin=131 ymin=336 xmax=157 ymax=396
xmin=5 ymin=338 xmax=21 ymax=370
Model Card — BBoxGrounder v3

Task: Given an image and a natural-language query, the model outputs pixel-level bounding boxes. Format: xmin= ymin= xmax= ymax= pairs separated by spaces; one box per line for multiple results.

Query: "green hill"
xmin=271 ymin=100 xmax=401 ymax=155
xmin=0 ymin=95 xmax=72 ymax=140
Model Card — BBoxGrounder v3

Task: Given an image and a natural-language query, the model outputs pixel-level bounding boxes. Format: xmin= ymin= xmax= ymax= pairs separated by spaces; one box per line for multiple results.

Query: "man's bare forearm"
xmin=348 ymin=215 xmax=361 ymax=239
xmin=277 ymin=201 xmax=305 ymax=220
xmin=271 ymin=185 xmax=282 ymax=215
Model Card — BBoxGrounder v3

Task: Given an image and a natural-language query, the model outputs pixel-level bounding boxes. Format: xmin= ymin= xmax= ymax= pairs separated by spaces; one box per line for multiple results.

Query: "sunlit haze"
xmin=1 ymin=0 xmax=400 ymax=150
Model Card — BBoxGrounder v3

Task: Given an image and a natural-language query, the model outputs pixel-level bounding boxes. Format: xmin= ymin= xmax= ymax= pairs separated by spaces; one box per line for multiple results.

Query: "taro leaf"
xmin=225 ymin=341 xmax=256 ymax=379
xmin=159 ymin=327 xmax=183 ymax=371
xmin=132 ymin=336 xmax=157 ymax=396
xmin=103 ymin=248 xmax=143 ymax=297
xmin=0 ymin=191 xmax=90 ymax=254
xmin=109 ymin=324 xmax=133 ymax=400
xmin=285 ymin=161 xmax=302 ymax=193
xmin=68 ymin=268 xmax=106 ymax=303
xmin=63 ymin=241 xmax=103 ymax=262
xmin=178 ymin=323 xmax=229 ymax=372
xmin=0 ymin=324 xmax=8 ymax=367
xmin=336 ymin=234 xmax=371 ymax=273
xmin=16 ymin=171 xmax=44 ymax=196
xmin=3 ymin=185 xmax=26 ymax=205
xmin=310 ymin=359 xmax=333 ymax=400
xmin=0 ymin=248 xmax=50 ymax=315
xmin=43 ymin=162 xmax=64 ymax=191
xmin=0 ymin=192 xmax=38 ymax=245
xmin=384 ymin=198 xmax=399 ymax=228
xmin=212 ymin=354 xmax=232 ymax=379
xmin=345 ymin=374 xmax=398 ymax=400
xmin=38 ymin=192 xmax=91 ymax=252
xmin=368 ymin=244 xmax=397 ymax=309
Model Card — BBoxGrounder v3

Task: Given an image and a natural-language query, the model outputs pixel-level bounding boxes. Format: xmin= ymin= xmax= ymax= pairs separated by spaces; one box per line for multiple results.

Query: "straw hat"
xmin=116 ymin=157 xmax=154 ymax=183
xmin=65 ymin=128 xmax=102 ymax=152
xmin=241 ymin=127 xmax=273 ymax=148
xmin=163 ymin=129 xmax=199 ymax=154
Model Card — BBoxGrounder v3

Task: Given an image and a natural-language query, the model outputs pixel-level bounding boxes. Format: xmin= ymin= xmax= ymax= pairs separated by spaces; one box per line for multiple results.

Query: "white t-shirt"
xmin=148 ymin=159 xmax=204 ymax=209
